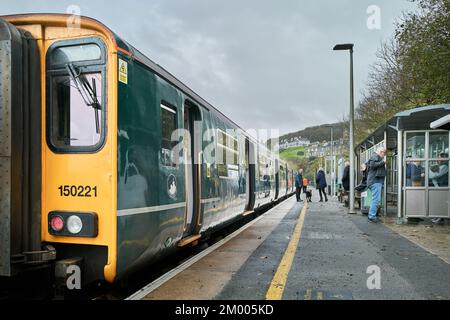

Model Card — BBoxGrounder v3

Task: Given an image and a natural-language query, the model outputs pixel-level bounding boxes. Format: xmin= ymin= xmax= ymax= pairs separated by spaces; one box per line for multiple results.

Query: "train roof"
xmin=2 ymin=13 xmax=286 ymax=156
xmin=113 ymin=34 xmax=245 ymax=130
xmin=2 ymin=13 xmax=253 ymax=138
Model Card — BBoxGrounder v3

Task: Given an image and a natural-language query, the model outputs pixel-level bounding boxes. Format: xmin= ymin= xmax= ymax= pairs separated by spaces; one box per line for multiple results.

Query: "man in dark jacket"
xmin=316 ymin=167 xmax=328 ymax=202
xmin=366 ymin=147 xmax=386 ymax=222
xmin=295 ymin=169 xmax=303 ymax=202
xmin=341 ymin=161 xmax=350 ymax=191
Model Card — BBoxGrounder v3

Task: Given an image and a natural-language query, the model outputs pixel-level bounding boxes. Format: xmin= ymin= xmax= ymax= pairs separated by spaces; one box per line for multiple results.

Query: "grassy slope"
xmin=279 ymin=146 xmax=306 ymax=160
xmin=279 ymin=146 xmax=319 ymax=184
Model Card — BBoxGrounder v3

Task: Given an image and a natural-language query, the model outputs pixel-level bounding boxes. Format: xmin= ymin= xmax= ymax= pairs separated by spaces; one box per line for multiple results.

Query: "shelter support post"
xmin=384 ymin=130 xmax=388 ymax=217
xmin=396 ymin=129 xmax=404 ymax=224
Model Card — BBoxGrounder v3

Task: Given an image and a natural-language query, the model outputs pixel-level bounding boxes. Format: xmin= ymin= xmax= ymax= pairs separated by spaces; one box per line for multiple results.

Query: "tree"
xmin=355 ymin=0 xmax=449 ymax=144
xmin=397 ymin=0 xmax=450 ymax=104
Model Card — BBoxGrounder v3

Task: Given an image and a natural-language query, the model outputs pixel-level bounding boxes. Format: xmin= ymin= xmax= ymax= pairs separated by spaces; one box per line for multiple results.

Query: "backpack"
xmin=355 ymin=163 xmax=368 ymax=192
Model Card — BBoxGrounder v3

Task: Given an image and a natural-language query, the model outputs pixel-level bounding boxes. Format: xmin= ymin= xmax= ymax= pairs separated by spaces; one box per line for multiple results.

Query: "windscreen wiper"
xmin=66 ymin=63 xmax=101 ymax=134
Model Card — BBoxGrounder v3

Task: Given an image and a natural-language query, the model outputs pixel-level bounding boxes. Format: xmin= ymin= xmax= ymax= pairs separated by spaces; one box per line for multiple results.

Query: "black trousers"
xmin=296 ymin=187 xmax=302 ymax=201
xmin=318 ymin=187 xmax=328 ymax=201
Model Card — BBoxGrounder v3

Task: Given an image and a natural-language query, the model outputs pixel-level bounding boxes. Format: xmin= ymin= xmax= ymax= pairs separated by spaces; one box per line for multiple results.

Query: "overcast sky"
xmin=1 ymin=0 xmax=417 ymax=135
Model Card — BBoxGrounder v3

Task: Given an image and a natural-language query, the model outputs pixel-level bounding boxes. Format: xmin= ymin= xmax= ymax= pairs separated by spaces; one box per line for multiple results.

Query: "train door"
xmin=286 ymin=166 xmax=289 ymax=194
xmin=275 ymin=159 xmax=280 ymax=199
xmin=182 ymin=101 xmax=202 ymax=237
xmin=246 ymin=139 xmax=256 ymax=210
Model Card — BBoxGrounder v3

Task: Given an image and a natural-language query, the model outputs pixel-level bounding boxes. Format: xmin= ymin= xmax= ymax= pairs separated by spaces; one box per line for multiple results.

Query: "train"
xmin=0 ymin=14 xmax=295 ymax=287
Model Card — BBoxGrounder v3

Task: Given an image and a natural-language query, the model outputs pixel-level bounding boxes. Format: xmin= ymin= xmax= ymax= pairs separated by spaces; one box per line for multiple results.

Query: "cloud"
xmin=1 ymin=0 xmax=417 ymax=134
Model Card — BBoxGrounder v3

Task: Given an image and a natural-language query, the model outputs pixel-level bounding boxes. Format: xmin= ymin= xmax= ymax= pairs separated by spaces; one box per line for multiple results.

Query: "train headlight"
xmin=67 ymin=215 xmax=83 ymax=234
xmin=48 ymin=212 xmax=98 ymax=237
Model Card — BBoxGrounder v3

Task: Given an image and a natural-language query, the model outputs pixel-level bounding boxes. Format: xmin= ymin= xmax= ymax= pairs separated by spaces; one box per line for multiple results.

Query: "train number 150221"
xmin=58 ymin=185 xmax=98 ymax=197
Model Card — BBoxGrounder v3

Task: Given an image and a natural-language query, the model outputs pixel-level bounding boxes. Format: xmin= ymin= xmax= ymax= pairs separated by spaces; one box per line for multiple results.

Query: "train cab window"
xmin=49 ymin=73 xmax=103 ymax=148
xmin=50 ymin=44 xmax=102 ymax=65
xmin=160 ymin=103 xmax=178 ymax=167
xmin=46 ymin=38 xmax=106 ymax=153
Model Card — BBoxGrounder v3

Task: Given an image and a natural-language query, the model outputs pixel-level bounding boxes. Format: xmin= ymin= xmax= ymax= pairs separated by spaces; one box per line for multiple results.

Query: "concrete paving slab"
xmin=219 ymin=198 xmax=450 ymax=300
xmin=140 ymin=197 xmax=300 ymax=300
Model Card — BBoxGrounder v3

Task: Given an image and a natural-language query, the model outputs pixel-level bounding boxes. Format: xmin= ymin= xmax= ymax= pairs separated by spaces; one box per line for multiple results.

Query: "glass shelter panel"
xmin=405 ymin=132 xmax=426 ymax=159
xmin=405 ymin=161 xmax=425 ymax=187
xmin=428 ymin=160 xmax=449 ymax=187
xmin=403 ymin=131 xmax=450 ymax=218
xmin=429 ymin=132 xmax=449 ymax=159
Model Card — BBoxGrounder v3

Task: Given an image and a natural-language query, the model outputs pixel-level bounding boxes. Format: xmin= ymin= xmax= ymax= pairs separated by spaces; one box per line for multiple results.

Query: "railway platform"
xmin=127 ymin=196 xmax=450 ymax=300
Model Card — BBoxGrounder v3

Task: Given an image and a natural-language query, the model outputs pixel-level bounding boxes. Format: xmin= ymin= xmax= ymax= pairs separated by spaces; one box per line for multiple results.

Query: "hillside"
xmin=279 ymin=146 xmax=317 ymax=182
xmin=276 ymin=122 xmax=347 ymax=181
xmin=280 ymin=122 xmax=345 ymax=144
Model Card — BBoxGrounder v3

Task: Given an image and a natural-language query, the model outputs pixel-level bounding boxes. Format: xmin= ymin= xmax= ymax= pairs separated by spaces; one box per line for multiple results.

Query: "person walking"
xmin=366 ymin=147 xmax=386 ymax=223
xmin=295 ymin=169 xmax=303 ymax=202
xmin=316 ymin=167 xmax=328 ymax=202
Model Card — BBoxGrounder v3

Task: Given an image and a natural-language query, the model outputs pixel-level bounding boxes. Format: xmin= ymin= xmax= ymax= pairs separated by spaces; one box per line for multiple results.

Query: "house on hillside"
xmin=306 ymin=139 xmax=347 ymax=158
xmin=278 ymin=137 xmax=311 ymax=150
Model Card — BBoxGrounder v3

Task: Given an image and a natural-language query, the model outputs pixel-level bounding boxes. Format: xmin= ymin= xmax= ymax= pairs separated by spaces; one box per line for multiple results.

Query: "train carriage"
xmin=0 ymin=14 xmax=294 ymax=285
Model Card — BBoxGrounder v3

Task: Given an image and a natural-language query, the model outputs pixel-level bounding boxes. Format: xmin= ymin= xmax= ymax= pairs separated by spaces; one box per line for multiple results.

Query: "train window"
xmin=230 ymin=136 xmax=239 ymax=165
xmin=259 ymin=155 xmax=273 ymax=180
xmin=49 ymin=73 xmax=103 ymax=148
xmin=46 ymin=37 xmax=107 ymax=153
xmin=218 ymin=130 xmax=226 ymax=146
xmin=217 ymin=129 xmax=239 ymax=177
xmin=50 ymin=44 xmax=102 ymax=66
xmin=217 ymin=130 xmax=228 ymax=177
xmin=258 ymin=155 xmax=267 ymax=177
xmin=160 ymin=103 xmax=178 ymax=167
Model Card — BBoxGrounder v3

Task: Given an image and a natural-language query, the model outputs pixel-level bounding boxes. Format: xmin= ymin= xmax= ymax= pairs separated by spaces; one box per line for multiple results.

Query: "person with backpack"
xmin=302 ymin=176 xmax=309 ymax=194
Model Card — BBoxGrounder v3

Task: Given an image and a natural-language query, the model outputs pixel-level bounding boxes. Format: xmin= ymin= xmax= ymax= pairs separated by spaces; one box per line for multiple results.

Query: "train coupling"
xmin=10 ymin=245 xmax=57 ymax=266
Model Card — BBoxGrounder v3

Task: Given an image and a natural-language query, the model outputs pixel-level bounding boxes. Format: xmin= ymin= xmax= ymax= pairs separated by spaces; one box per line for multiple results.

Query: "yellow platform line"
xmin=266 ymin=202 xmax=308 ymax=300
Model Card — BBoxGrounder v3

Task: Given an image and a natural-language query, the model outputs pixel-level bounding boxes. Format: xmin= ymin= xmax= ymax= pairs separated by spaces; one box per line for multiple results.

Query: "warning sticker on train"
xmin=119 ymin=59 xmax=128 ymax=84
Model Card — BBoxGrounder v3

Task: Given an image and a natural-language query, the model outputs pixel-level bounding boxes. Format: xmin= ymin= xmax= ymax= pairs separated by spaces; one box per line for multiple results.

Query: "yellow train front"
xmin=0 ymin=14 xmax=294 ymax=287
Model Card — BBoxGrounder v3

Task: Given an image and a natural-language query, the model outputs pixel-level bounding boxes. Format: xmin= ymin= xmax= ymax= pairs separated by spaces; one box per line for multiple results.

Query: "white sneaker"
xmin=431 ymin=218 xmax=444 ymax=224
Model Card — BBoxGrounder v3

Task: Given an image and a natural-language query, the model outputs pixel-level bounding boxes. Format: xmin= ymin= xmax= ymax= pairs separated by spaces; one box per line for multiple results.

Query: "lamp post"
xmin=330 ymin=125 xmax=334 ymax=197
xmin=333 ymin=43 xmax=355 ymax=214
